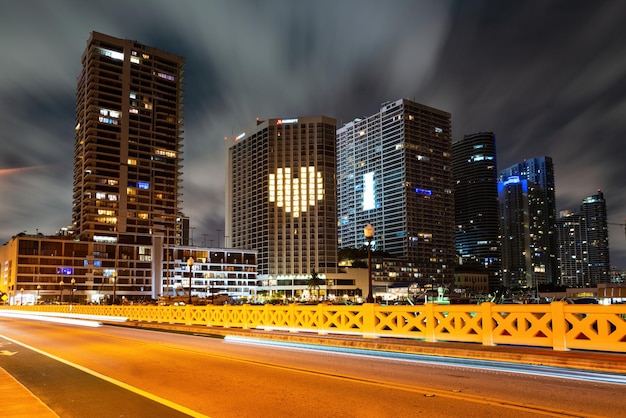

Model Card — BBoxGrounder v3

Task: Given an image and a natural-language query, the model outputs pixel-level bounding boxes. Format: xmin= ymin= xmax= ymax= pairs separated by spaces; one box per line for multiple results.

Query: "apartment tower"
xmin=337 ymin=99 xmax=455 ymax=285
xmin=73 ymin=32 xmax=185 ymax=245
xmin=226 ymin=116 xmax=339 ymax=287
xmin=452 ymin=132 xmax=501 ymax=291
xmin=557 ymin=190 xmax=611 ymax=287
xmin=498 ymin=157 xmax=558 ymax=288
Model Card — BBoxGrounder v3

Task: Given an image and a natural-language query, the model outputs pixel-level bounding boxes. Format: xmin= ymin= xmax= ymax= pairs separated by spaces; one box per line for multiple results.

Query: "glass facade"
xmin=452 ymin=132 xmax=501 ymax=291
xmin=337 ymin=99 xmax=455 ymax=285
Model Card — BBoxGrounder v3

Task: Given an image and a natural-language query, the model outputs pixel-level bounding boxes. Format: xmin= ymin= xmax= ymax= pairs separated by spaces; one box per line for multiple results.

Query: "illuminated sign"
xmin=363 ymin=172 xmax=375 ymax=211
xmin=236 ymin=132 xmax=246 ymax=140
xmin=276 ymin=118 xmax=298 ymax=125
xmin=415 ymin=188 xmax=432 ymax=196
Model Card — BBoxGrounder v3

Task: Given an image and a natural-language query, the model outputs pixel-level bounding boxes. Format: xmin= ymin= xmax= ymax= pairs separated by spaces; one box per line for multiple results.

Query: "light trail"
xmin=225 ymin=335 xmax=626 ymax=385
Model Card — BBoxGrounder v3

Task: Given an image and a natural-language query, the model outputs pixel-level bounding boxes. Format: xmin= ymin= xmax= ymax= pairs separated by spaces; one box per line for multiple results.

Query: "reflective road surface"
xmin=1 ymin=314 xmax=625 ymax=417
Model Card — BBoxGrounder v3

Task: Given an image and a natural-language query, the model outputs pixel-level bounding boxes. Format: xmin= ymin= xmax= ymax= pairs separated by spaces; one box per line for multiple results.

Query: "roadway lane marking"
xmin=221 ymin=337 xmax=607 ymax=418
xmin=0 ymin=333 xmax=210 ymax=418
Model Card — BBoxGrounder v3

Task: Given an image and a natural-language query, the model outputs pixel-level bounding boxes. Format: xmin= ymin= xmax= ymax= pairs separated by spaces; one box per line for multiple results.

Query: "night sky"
xmin=1 ymin=1 xmax=625 ymax=268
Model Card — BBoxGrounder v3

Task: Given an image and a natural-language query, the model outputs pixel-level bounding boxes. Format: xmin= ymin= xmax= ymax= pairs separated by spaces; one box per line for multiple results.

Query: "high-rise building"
xmin=581 ymin=190 xmax=611 ymax=284
xmin=73 ymin=32 xmax=185 ymax=245
xmin=226 ymin=116 xmax=339 ymax=293
xmin=452 ymin=132 xmax=501 ymax=291
xmin=557 ymin=190 xmax=611 ymax=287
xmin=336 ymin=99 xmax=455 ymax=285
xmin=0 ymin=32 xmax=261 ymax=305
xmin=498 ymin=157 xmax=558 ymax=289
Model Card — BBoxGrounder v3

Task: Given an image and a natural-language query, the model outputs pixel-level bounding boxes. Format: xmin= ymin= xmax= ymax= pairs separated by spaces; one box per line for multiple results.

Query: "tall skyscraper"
xmin=581 ymin=190 xmax=611 ymax=284
xmin=337 ymin=99 xmax=455 ymax=285
xmin=73 ymin=32 xmax=185 ymax=244
xmin=226 ymin=116 xmax=338 ymax=287
xmin=498 ymin=157 xmax=558 ymax=288
xmin=557 ymin=190 xmax=611 ymax=287
xmin=452 ymin=132 xmax=501 ymax=291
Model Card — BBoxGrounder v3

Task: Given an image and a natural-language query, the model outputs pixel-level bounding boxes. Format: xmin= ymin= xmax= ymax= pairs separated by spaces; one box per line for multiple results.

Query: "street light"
xmin=112 ymin=271 xmax=117 ymax=305
xmin=187 ymin=257 xmax=194 ymax=304
xmin=70 ymin=278 xmax=76 ymax=305
xmin=59 ymin=280 xmax=64 ymax=304
xmin=20 ymin=288 xmax=24 ymax=306
xmin=364 ymin=223 xmax=375 ymax=303
xmin=36 ymin=285 xmax=42 ymax=304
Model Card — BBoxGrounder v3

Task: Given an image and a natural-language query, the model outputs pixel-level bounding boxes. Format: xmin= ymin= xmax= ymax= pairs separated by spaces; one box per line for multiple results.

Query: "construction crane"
xmin=607 ymin=220 xmax=626 ymax=238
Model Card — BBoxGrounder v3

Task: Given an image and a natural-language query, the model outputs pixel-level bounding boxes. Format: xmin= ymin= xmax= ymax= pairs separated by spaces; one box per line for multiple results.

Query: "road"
xmin=1 ymin=315 xmax=625 ymax=417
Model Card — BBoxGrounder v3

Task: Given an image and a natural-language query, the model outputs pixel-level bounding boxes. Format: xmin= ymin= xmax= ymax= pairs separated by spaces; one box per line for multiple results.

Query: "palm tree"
xmin=307 ymin=271 xmax=323 ymax=301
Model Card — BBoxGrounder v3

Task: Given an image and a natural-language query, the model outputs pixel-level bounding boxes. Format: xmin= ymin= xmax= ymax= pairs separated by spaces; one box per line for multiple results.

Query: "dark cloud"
xmin=1 ymin=0 xmax=624 ymax=268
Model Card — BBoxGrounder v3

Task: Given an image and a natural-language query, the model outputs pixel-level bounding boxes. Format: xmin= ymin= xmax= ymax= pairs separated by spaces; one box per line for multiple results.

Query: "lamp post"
xmin=36 ymin=285 xmax=42 ymax=304
xmin=59 ymin=280 xmax=64 ymax=304
xmin=112 ymin=271 xmax=117 ymax=305
xmin=20 ymin=288 xmax=24 ymax=306
xmin=364 ymin=223 xmax=375 ymax=303
xmin=70 ymin=278 xmax=76 ymax=305
xmin=187 ymin=257 xmax=194 ymax=304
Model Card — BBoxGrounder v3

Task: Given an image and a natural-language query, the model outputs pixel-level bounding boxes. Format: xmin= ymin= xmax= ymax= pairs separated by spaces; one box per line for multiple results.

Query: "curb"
xmin=110 ymin=321 xmax=626 ymax=374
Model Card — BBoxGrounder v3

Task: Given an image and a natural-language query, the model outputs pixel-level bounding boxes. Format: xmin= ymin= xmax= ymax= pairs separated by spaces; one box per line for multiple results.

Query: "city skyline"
xmin=1 ymin=1 xmax=625 ymax=268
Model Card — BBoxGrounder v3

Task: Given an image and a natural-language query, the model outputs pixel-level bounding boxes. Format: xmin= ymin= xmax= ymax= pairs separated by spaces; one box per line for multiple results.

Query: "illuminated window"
xmin=268 ymin=166 xmax=324 ymax=217
xmin=98 ymin=47 xmax=123 ymax=61
xmin=128 ymin=159 xmax=137 ymax=166
xmin=155 ymin=72 xmax=175 ymax=81
xmin=155 ymin=149 xmax=177 ymax=158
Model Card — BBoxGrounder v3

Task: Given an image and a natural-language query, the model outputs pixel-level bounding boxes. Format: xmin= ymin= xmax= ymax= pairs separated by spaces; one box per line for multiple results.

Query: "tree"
xmin=307 ymin=271 xmax=324 ymax=300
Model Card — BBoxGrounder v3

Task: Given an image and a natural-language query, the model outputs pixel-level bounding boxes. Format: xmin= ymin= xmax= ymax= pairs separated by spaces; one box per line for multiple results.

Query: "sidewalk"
xmin=0 ymin=367 xmax=59 ymax=418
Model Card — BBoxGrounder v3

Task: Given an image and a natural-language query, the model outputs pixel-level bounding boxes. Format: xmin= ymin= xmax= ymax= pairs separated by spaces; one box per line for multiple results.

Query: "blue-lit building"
xmin=336 ymin=99 xmax=455 ymax=286
xmin=498 ymin=157 xmax=558 ymax=289
xmin=452 ymin=132 xmax=501 ymax=291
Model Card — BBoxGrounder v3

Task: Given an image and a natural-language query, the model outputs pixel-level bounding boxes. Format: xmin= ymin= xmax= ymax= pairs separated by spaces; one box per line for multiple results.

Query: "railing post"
xmin=362 ymin=303 xmax=377 ymax=338
xmin=318 ymin=303 xmax=328 ymax=335
xmin=424 ymin=303 xmax=436 ymax=342
xmin=551 ymin=301 xmax=569 ymax=351
xmin=185 ymin=305 xmax=192 ymax=326
xmin=480 ymin=302 xmax=495 ymax=346
xmin=241 ymin=304 xmax=248 ymax=329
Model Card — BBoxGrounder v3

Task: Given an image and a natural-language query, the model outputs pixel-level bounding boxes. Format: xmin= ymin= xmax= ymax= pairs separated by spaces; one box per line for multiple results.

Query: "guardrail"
xmin=3 ymin=302 xmax=626 ymax=352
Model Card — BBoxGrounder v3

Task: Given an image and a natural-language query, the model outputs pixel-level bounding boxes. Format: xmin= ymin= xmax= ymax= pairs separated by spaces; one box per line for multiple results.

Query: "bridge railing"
xmin=3 ymin=302 xmax=625 ymax=352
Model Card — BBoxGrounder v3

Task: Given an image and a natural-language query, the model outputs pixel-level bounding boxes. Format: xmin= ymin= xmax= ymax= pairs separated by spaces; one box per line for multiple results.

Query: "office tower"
xmin=498 ymin=157 xmax=558 ymax=289
xmin=73 ymin=32 xmax=185 ymax=244
xmin=337 ymin=99 xmax=455 ymax=285
xmin=581 ymin=190 xmax=611 ymax=284
xmin=558 ymin=190 xmax=611 ymax=287
xmin=226 ymin=116 xmax=339 ymax=286
xmin=557 ymin=210 xmax=587 ymax=287
xmin=452 ymin=132 xmax=501 ymax=291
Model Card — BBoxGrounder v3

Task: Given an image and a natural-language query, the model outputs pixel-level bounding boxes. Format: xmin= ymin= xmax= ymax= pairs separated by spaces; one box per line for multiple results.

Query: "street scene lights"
xmin=364 ymin=223 xmax=375 ymax=303
xmin=187 ymin=257 xmax=194 ymax=304
xmin=20 ymin=288 xmax=24 ymax=305
xmin=112 ymin=271 xmax=117 ymax=305
xmin=59 ymin=280 xmax=64 ymax=304
xmin=70 ymin=278 xmax=76 ymax=305
xmin=36 ymin=285 xmax=41 ymax=304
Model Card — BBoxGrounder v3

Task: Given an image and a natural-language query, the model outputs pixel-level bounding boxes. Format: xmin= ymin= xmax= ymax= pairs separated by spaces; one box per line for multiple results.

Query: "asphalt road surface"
xmin=1 ymin=315 xmax=625 ymax=417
